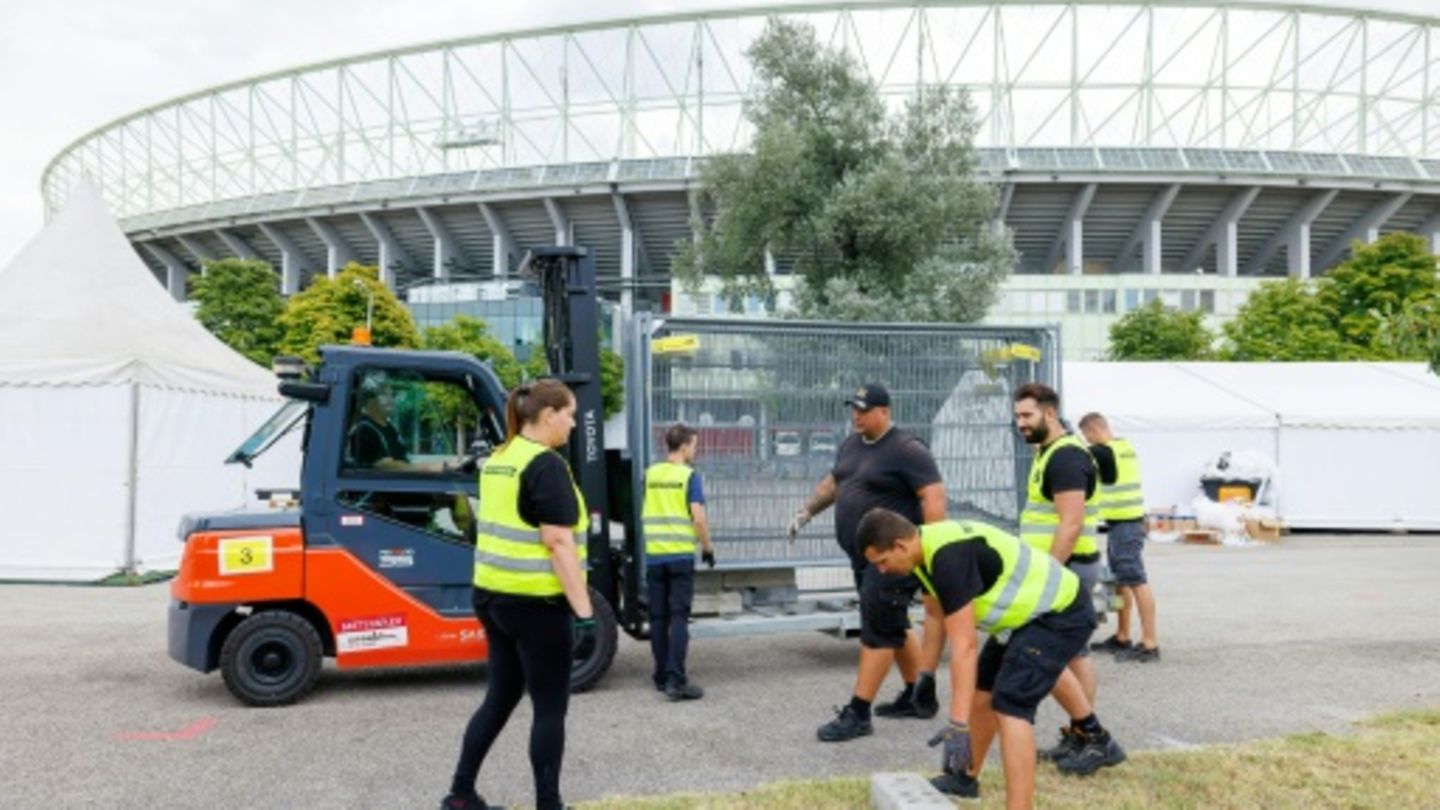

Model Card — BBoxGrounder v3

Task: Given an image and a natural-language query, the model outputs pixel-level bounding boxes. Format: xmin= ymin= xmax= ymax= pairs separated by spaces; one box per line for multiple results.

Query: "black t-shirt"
xmin=832 ymin=428 xmax=942 ymax=560
xmin=348 ymin=415 xmax=409 ymax=466
xmin=926 ymin=539 xmax=1004 ymax=617
xmin=1088 ymin=443 xmax=1118 ymax=486
xmin=518 ymin=450 xmax=581 ymax=528
xmin=1039 ymin=442 xmax=1097 ymax=501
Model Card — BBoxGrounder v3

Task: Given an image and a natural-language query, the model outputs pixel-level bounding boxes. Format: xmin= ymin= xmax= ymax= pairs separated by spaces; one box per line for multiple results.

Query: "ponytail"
xmin=501 ymin=378 xmax=574 ymax=448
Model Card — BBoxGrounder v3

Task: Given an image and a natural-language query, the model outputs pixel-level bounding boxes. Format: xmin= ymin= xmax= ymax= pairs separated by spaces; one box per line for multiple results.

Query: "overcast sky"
xmin=1 ymin=0 xmax=1434 ymax=268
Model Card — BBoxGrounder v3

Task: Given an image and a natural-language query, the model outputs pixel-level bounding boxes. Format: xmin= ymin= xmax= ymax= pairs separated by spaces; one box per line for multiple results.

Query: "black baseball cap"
xmin=844 ymin=383 xmax=891 ymax=411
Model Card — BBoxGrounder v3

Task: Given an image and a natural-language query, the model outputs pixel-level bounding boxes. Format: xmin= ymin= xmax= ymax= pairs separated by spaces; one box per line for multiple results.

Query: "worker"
xmin=787 ymin=383 xmax=948 ymax=741
xmin=858 ymin=508 xmax=1126 ymax=807
xmin=1079 ymin=412 xmax=1160 ymax=662
xmin=443 ymin=379 xmax=593 ymax=810
xmin=1012 ymin=382 xmax=1114 ymax=764
xmin=643 ymin=423 xmax=717 ymax=701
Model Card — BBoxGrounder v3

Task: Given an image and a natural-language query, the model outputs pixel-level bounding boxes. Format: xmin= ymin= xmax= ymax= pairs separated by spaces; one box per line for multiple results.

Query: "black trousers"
xmin=451 ymin=594 xmax=573 ymax=810
xmin=647 ymin=558 xmax=696 ymax=686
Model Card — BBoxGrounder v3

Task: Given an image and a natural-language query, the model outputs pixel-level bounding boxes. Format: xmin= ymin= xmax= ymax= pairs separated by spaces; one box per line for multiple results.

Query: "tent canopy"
xmin=0 ymin=182 xmax=274 ymax=397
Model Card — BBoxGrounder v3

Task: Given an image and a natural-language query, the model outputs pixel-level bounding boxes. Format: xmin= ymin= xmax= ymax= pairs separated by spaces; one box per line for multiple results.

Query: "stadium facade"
xmin=41 ymin=2 xmax=1440 ymax=359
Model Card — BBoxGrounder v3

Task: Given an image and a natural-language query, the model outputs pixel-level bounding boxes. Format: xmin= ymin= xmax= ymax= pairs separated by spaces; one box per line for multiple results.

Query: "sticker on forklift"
xmin=378 ymin=547 xmax=414 ymax=568
xmin=340 ymin=515 xmax=364 ymax=527
xmin=651 ymin=333 xmax=699 ymax=355
xmin=337 ymin=614 xmax=409 ymax=653
xmin=217 ymin=536 xmax=273 ymax=576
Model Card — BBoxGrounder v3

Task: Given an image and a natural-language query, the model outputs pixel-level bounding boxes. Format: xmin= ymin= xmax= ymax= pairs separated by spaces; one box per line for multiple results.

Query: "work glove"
xmin=574 ymin=615 xmax=597 ymax=633
xmin=927 ymin=721 xmax=973 ymax=776
xmin=701 ymin=549 xmax=716 ymax=569
xmin=785 ymin=507 xmax=812 ymax=542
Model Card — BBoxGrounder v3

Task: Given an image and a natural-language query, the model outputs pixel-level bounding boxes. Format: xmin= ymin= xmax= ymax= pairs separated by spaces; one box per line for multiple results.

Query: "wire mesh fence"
xmin=624 ymin=316 xmax=1059 ymax=572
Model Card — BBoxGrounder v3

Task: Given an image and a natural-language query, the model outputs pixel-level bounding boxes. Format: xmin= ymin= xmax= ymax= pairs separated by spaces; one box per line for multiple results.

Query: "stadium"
xmin=40 ymin=1 xmax=1440 ymax=358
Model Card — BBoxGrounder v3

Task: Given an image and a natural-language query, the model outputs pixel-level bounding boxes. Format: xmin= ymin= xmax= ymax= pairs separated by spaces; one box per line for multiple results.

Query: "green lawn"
xmin=581 ymin=707 xmax=1440 ymax=809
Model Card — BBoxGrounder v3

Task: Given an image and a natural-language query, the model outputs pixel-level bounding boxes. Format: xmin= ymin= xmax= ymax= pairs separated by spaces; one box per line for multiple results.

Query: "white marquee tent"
xmin=1064 ymin=361 xmax=1440 ymax=531
xmin=0 ymin=184 xmax=299 ymax=581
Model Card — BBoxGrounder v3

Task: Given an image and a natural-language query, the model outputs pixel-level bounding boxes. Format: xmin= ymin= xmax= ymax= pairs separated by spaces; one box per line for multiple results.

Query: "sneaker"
xmin=665 ymin=680 xmax=704 ymax=701
xmin=1116 ymin=645 xmax=1161 ymax=663
xmin=929 ymin=771 xmax=980 ymax=800
xmin=1038 ymin=726 xmax=1082 ymax=762
xmin=440 ymin=793 xmax=489 ymax=810
xmin=1056 ymin=730 xmax=1127 ymax=776
xmin=1089 ymin=634 xmax=1133 ymax=654
xmin=816 ymin=704 xmax=873 ymax=742
xmin=652 ymin=675 xmax=667 ymax=692
xmin=874 ymin=686 xmax=918 ymax=718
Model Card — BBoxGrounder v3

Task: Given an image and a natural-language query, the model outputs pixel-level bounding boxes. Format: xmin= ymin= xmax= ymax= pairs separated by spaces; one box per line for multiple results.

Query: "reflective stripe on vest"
xmin=642 ymin=462 xmax=698 ymax=558
xmin=473 ymin=436 xmax=588 ymax=596
xmin=912 ymin=520 xmax=1079 ymax=635
xmin=1098 ymin=438 xmax=1146 ymax=522
xmin=1020 ymin=433 xmax=1099 ymax=557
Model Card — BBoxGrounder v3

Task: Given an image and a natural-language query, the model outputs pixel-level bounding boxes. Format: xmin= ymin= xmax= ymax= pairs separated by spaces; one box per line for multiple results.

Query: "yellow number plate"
xmin=218 ymin=536 xmax=274 ymax=575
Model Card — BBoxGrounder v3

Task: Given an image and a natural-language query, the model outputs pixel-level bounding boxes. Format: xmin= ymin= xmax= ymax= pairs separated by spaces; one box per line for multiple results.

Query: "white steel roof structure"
xmin=38 ymin=2 xmax=1440 ymax=305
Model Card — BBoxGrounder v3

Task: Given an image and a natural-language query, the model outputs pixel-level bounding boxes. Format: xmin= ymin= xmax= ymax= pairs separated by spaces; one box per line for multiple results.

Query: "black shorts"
xmin=852 ymin=564 xmax=920 ymax=650
xmin=1106 ymin=520 xmax=1148 ymax=586
xmin=976 ymin=595 xmax=1097 ymax=723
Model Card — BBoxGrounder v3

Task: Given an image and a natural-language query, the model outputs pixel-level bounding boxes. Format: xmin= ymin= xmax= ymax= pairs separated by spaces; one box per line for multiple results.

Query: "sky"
xmin=1 ymin=0 xmax=1434 ymax=269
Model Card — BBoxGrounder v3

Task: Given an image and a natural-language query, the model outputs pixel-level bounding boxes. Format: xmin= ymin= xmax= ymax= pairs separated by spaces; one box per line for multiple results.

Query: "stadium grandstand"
xmin=41 ymin=1 xmax=1440 ymax=358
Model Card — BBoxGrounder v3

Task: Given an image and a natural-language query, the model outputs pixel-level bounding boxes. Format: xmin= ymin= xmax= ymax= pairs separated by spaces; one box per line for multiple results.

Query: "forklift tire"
xmin=569 ymin=587 xmax=618 ymax=694
xmin=219 ymin=610 xmax=323 ymax=707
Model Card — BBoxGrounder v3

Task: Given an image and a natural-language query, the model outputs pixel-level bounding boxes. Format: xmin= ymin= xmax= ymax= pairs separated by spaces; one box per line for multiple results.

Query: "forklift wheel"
xmin=219 ymin=610 xmax=323 ymax=707
xmin=569 ymin=587 xmax=618 ymax=694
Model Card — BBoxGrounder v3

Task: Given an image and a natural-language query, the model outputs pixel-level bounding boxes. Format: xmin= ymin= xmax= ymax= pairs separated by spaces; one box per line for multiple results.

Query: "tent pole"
xmin=123 ymin=382 xmax=141 ymax=577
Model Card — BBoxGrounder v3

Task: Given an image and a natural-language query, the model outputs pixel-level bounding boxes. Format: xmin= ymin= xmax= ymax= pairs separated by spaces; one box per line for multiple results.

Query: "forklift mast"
xmin=521 ymin=246 xmax=626 ymax=616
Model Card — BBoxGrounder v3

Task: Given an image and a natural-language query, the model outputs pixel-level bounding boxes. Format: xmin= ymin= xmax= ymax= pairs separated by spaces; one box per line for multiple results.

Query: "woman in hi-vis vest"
xmin=444 ymin=378 xmax=593 ymax=810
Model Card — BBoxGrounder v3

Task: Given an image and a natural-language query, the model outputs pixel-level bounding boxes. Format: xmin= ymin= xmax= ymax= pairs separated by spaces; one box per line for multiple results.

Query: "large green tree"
xmin=1220 ymin=279 xmax=1356 ymax=361
xmin=1107 ymin=300 xmax=1215 ymax=360
xmin=190 ymin=258 xmax=285 ymax=366
xmin=422 ymin=315 xmax=525 ymax=389
xmin=673 ymin=19 xmax=1013 ymax=322
xmin=276 ymin=263 xmax=419 ymax=363
xmin=1319 ymin=232 xmax=1440 ymax=355
xmin=522 ymin=343 xmax=626 ymax=420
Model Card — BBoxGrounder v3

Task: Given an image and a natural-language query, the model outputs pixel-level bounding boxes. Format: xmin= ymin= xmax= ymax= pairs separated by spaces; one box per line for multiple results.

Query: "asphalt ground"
xmin=4 ymin=533 xmax=1439 ymax=808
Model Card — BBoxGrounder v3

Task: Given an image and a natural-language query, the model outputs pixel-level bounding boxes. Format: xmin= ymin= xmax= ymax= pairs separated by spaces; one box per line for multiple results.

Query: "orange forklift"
xmin=168 ymin=248 xmax=633 ymax=705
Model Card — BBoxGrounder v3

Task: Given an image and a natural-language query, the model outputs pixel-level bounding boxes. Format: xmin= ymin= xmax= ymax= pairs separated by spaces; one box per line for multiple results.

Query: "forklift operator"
xmin=445 ymin=378 xmax=595 ymax=810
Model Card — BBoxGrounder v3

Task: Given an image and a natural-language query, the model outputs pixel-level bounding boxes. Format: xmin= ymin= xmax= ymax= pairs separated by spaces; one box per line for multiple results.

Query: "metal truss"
xmin=42 ymin=2 xmax=1440 ymax=225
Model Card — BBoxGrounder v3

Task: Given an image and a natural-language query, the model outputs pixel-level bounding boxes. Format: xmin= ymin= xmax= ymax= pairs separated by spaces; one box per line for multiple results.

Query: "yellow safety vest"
xmin=1020 ymin=433 xmax=1100 ymax=558
xmin=473 ymin=436 xmax=589 ymax=596
xmin=913 ymin=520 xmax=1079 ymax=635
xmin=1099 ymin=438 xmax=1146 ymax=522
xmin=642 ymin=461 xmax=698 ymax=559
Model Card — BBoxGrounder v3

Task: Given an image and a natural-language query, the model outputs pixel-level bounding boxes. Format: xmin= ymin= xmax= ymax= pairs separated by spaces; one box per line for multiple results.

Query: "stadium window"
xmin=1200 ymin=290 xmax=1216 ymax=314
xmin=1066 ymin=290 xmax=1082 ymax=313
xmin=1143 ymin=289 xmax=1160 ymax=306
xmin=1102 ymin=290 xmax=1118 ymax=313
xmin=1124 ymin=289 xmax=1140 ymax=311
xmin=1084 ymin=289 xmax=1100 ymax=313
xmin=1181 ymin=290 xmax=1197 ymax=311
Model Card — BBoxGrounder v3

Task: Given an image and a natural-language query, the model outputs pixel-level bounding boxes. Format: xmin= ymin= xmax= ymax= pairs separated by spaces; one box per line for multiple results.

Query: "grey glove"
xmin=785 ymin=507 xmax=812 ymax=541
xmin=927 ymin=721 xmax=973 ymax=776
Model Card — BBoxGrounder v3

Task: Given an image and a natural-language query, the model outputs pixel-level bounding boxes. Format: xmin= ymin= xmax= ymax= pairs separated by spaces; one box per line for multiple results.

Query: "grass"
xmin=580 ymin=707 xmax=1440 ymax=809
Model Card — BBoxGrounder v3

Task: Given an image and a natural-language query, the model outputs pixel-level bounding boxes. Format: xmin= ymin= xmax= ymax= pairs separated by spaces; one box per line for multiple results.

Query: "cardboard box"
xmin=1182 ymin=529 xmax=1222 ymax=545
xmin=1245 ymin=517 xmax=1283 ymax=542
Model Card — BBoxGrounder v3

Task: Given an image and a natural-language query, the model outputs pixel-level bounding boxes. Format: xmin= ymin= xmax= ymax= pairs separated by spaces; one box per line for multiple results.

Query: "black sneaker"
xmin=1038 ymin=726 xmax=1082 ymax=762
xmin=874 ymin=686 xmax=918 ymax=718
xmin=816 ymin=704 xmax=873 ymax=742
xmin=652 ymin=675 xmax=667 ymax=692
xmin=929 ymin=771 xmax=980 ymax=800
xmin=440 ymin=793 xmax=490 ymax=810
xmin=665 ymin=680 xmax=704 ymax=701
xmin=1089 ymin=634 xmax=1133 ymax=654
xmin=1116 ymin=645 xmax=1161 ymax=663
xmin=1056 ymin=730 xmax=1127 ymax=776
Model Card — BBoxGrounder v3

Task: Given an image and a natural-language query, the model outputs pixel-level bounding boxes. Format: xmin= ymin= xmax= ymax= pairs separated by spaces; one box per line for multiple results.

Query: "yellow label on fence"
xmin=218 ymin=536 xmax=274 ymax=576
xmin=1008 ymin=343 xmax=1042 ymax=362
xmin=652 ymin=334 xmax=700 ymax=355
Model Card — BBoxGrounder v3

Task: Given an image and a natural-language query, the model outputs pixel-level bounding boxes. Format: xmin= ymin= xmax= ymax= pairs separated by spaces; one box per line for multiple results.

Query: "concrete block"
xmin=870 ymin=772 xmax=954 ymax=809
xmin=721 ymin=568 xmax=797 ymax=589
xmin=691 ymin=593 xmax=744 ymax=616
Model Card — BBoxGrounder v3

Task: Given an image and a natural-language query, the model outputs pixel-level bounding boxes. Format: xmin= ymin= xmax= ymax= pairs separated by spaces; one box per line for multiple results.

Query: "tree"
xmin=672 ymin=19 xmax=1013 ymax=323
xmin=1107 ymin=300 xmax=1215 ymax=360
xmin=1220 ymin=279 xmax=1354 ymax=361
xmin=522 ymin=343 xmax=626 ymax=420
xmin=276 ymin=263 xmax=419 ymax=363
xmin=1318 ymin=232 xmax=1440 ymax=355
xmin=190 ymin=258 xmax=284 ymax=366
xmin=421 ymin=316 xmax=524 ymax=389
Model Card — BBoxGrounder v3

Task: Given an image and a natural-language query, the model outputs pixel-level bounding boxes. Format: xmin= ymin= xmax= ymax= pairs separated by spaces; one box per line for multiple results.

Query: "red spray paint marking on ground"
xmin=117 ymin=716 xmax=218 ymax=741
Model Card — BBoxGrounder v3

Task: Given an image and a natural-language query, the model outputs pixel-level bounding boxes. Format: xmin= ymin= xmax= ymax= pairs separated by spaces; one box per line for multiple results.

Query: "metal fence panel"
xmin=625 ymin=316 xmax=1060 ymax=573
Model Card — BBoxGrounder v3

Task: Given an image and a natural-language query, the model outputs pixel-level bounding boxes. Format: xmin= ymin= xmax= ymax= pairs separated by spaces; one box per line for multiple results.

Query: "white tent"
xmin=1064 ymin=361 xmax=1440 ymax=531
xmin=0 ymin=184 xmax=299 ymax=581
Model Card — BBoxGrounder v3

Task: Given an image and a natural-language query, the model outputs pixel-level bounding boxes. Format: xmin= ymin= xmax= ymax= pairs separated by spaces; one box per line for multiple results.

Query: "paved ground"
xmin=4 ymin=534 xmax=1439 ymax=808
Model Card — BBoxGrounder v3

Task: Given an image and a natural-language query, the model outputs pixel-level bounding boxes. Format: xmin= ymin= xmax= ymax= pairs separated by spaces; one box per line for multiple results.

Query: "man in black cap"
xmin=788 ymin=383 xmax=948 ymax=742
